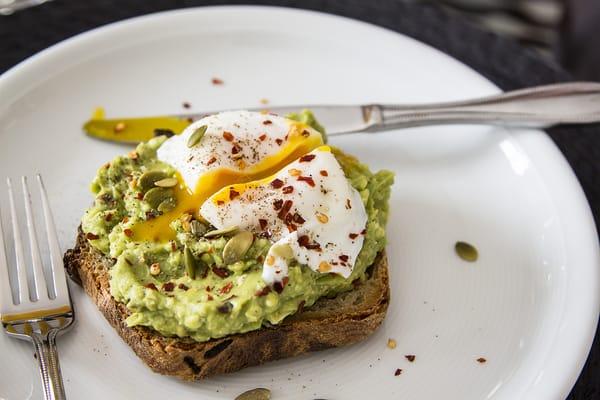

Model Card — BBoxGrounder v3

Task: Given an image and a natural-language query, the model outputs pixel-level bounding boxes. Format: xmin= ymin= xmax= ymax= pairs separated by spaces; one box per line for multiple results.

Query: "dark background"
xmin=1 ymin=1 xmax=598 ymax=399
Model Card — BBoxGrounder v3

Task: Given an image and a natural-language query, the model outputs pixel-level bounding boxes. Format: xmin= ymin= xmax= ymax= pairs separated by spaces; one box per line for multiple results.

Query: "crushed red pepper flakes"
xmin=123 ymin=229 xmax=133 ymax=238
xmin=178 ymin=283 xmax=189 ymax=291
xmin=320 ymin=170 xmax=328 ymax=176
xmin=223 ymin=131 xmax=234 ymax=141
xmin=346 ymin=199 xmax=352 ymax=209
xmin=273 ymin=199 xmax=284 ymax=210
xmin=229 ymin=188 xmax=240 ymax=200
xmin=361 ymin=228 xmax=367 ymax=235
xmin=394 ymin=369 xmax=402 ymax=376
xmin=273 ymin=276 xmax=289 ymax=294
xmin=262 ymin=119 xmax=272 ymax=125
xmin=282 ymin=186 xmax=294 ymax=194
xmin=182 ymin=101 xmax=191 ymax=109
xmin=255 ymin=286 xmax=271 ymax=297
xmin=301 ymin=130 xmax=310 ymax=137
xmin=206 ymin=286 xmax=212 ymax=292
xmin=217 ymin=200 xmax=225 ymax=206
xmin=339 ymin=254 xmax=349 ymax=262
xmin=292 ymin=213 xmax=305 ymax=224
xmin=136 ymin=192 xmax=144 ymax=200
xmin=270 ymin=178 xmax=284 ymax=189
xmin=104 ymin=213 xmax=113 ymax=222
xmin=298 ymin=235 xmax=321 ymax=251
xmin=86 ymin=232 xmax=100 ymax=240
xmin=286 ymin=223 xmax=297 ymax=233
xmin=145 ymin=283 xmax=158 ymax=291
xmin=477 ymin=357 xmax=487 ymax=363
xmin=258 ymin=133 xmax=267 ymax=141
xmin=405 ymin=355 xmax=416 ymax=362
xmin=277 ymin=200 xmax=293 ymax=220
xmin=211 ymin=77 xmax=224 ymax=85
xmin=275 ymin=138 xmax=283 ymax=145
xmin=299 ymin=154 xmax=316 ymax=162
xmin=219 ymin=282 xmax=233 ymax=295
xmin=297 ymin=176 xmax=315 ymax=187
xmin=122 ymin=216 xmax=129 ymax=223
xmin=162 ymin=282 xmax=175 ymax=292
xmin=207 ymin=156 xmax=217 ymax=165
xmin=207 ymin=294 xmax=214 ymax=301
xmin=259 ymin=219 xmax=268 ymax=230
xmin=349 ymin=233 xmax=359 ymax=239
xmin=212 ymin=266 xmax=230 ymax=278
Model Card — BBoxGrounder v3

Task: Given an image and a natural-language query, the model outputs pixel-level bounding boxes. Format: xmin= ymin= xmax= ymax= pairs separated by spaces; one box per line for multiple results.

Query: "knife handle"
xmin=370 ymin=82 xmax=600 ymax=131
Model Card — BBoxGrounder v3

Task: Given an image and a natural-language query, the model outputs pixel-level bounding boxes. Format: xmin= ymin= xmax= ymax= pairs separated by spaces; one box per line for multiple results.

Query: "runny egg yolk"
xmin=131 ymin=123 xmax=323 ymax=242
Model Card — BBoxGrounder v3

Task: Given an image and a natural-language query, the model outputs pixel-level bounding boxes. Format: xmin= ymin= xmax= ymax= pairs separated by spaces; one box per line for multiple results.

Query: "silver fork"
xmin=0 ymin=175 xmax=74 ymax=400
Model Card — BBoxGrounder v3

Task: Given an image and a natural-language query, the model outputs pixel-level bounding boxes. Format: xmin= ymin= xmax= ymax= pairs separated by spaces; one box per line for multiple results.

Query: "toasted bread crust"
xmin=63 ymin=230 xmax=389 ymax=380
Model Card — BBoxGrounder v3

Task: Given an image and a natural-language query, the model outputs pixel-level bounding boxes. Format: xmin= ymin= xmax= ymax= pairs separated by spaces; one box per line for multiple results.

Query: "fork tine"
xmin=7 ymin=178 xmax=30 ymax=304
xmin=22 ymin=176 xmax=48 ymax=301
xmin=0 ymin=206 xmax=15 ymax=307
xmin=37 ymin=175 xmax=69 ymax=303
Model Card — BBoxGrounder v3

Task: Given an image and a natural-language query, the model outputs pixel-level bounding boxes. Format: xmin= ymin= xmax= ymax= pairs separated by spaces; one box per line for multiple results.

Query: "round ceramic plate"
xmin=0 ymin=6 xmax=598 ymax=400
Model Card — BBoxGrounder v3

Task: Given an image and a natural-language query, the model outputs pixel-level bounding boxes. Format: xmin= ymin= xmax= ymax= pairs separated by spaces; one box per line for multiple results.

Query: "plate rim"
xmin=0 ymin=5 xmax=598 ymax=399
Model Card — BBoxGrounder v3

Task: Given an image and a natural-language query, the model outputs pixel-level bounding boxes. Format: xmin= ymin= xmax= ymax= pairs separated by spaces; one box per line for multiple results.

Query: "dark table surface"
xmin=1 ymin=1 xmax=598 ymax=398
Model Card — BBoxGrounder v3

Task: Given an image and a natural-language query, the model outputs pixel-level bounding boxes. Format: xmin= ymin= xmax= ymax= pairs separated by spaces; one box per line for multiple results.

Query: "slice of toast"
xmin=63 ymin=229 xmax=390 ymax=380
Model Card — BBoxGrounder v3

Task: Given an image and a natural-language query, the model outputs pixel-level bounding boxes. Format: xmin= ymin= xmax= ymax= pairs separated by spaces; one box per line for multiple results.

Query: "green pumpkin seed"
xmin=270 ymin=243 xmax=293 ymax=260
xmin=139 ymin=171 xmax=168 ymax=192
xmin=190 ymin=220 xmax=208 ymax=236
xmin=184 ymin=246 xmax=197 ymax=279
xmin=235 ymin=388 xmax=271 ymax=400
xmin=455 ymin=241 xmax=478 ymax=262
xmin=187 ymin=125 xmax=208 ymax=148
xmin=157 ymin=197 xmax=177 ymax=213
xmin=223 ymin=231 xmax=254 ymax=264
xmin=204 ymin=225 xmax=239 ymax=238
xmin=143 ymin=187 xmax=175 ymax=209
xmin=154 ymin=177 xmax=178 ymax=188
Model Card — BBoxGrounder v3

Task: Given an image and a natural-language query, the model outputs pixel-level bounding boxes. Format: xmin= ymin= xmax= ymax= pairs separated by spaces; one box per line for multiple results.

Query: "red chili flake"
xmin=182 ymin=101 xmax=191 ymax=109
xmin=301 ymin=130 xmax=310 ymax=137
xmin=270 ymin=178 xmax=284 ymax=189
xmin=275 ymin=138 xmax=283 ymax=145
xmin=211 ymin=77 xmax=224 ymax=85
xmin=299 ymin=154 xmax=316 ymax=162
xmin=405 ymin=355 xmax=416 ymax=362
xmin=146 ymin=211 xmax=156 ymax=220
xmin=229 ymin=188 xmax=240 ymax=200
xmin=207 ymin=156 xmax=217 ymax=165
xmin=104 ymin=213 xmax=113 ymax=222
xmin=361 ymin=228 xmax=367 ymax=235
xmin=255 ymin=286 xmax=271 ymax=297
xmin=231 ymin=144 xmax=242 ymax=154
xmin=477 ymin=357 xmax=487 ymax=363
xmin=259 ymin=219 xmax=268 ymax=230
xmin=273 ymin=199 xmax=283 ymax=210
xmin=122 ymin=216 xmax=129 ymax=223
xmin=259 ymin=134 xmax=267 ymax=141
xmin=207 ymin=294 xmax=214 ymax=301
xmin=277 ymin=200 xmax=293 ymax=220
xmin=262 ymin=120 xmax=272 ymax=125
xmin=339 ymin=254 xmax=349 ymax=262
xmin=171 ymin=242 xmax=177 ymax=252
xmin=292 ymin=213 xmax=305 ymax=224
xmin=349 ymin=233 xmax=359 ymax=239
xmin=282 ymin=186 xmax=294 ymax=194
xmin=212 ymin=266 xmax=230 ymax=278
xmin=162 ymin=282 xmax=175 ymax=292
xmin=206 ymin=286 xmax=212 ymax=292
xmin=257 ymin=255 xmax=264 ymax=263
xmin=219 ymin=282 xmax=233 ymax=295
xmin=217 ymin=200 xmax=225 ymax=206
xmin=136 ymin=192 xmax=144 ymax=200
xmin=297 ymin=176 xmax=315 ymax=187
xmin=273 ymin=276 xmax=289 ymax=294
xmin=123 ymin=229 xmax=133 ymax=238
xmin=223 ymin=131 xmax=234 ymax=141
xmin=320 ymin=170 xmax=328 ymax=176
xmin=145 ymin=283 xmax=158 ymax=291
xmin=298 ymin=235 xmax=321 ymax=251
xmin=346 ymin=199 xmax=352 ymax=209
xmin=286 ymin=223 xmax=297 ymax=233
xmin=86 ymin=232 xmax=100 ymax=240
xmin=178 ymin=283 xmax=189 ymax=291
xmin=394 ymin=369 xmax=402 ymax=376
xmin=284 ymin=213 xmax=293 ymax=224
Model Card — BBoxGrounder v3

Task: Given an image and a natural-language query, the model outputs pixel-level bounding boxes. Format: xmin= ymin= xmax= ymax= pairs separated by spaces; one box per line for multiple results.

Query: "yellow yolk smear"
xmin=130 ymin=123 xmax=323 ymax=242
xmin=210 ymin=145 xmax=332 ymax=205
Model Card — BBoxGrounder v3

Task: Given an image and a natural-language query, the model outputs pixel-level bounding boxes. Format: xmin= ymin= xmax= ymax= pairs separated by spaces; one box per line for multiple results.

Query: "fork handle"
xmin=32 ymin=330 xmax=66 ymax=400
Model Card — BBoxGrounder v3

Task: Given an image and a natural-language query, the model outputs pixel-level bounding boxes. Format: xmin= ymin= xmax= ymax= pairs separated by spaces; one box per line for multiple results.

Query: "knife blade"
xmin=83 ymin=105 xmax=380 ymax=144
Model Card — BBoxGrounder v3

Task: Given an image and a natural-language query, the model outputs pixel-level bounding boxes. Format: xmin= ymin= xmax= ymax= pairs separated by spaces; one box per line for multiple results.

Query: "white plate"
xmin=0 ymin=6 xmax=598 ymax=400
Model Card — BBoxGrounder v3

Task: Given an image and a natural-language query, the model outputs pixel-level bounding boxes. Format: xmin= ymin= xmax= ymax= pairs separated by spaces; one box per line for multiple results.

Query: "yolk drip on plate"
xmin=131 ymin=123 xmax=323 ymax=242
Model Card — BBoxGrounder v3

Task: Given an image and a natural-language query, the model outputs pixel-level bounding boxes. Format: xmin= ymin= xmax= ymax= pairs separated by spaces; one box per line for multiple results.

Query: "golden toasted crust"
xmin=63 ymin=230 xmax=390 ymax=380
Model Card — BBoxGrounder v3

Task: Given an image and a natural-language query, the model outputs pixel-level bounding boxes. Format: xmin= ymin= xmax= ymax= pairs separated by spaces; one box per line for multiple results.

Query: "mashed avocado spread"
xmin=81 ymin=112 xmax=394 ymax=342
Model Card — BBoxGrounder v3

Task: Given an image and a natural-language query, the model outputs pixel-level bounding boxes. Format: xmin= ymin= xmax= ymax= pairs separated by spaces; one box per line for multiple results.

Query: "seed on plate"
xmin=190 ymin=220 xmax=208 ymax=236
xmin=187 ymin=125 xmax=208 ymax=148
xmin=235 ymin=388 xmax=271 ymax=400
xmin=204 ymin=225 xmax=239 ymax=238
xmin=316 ymin=212 xmax=329 ymax=224
xmin=149 ymin=263 xmax=161 ymax=276
xmin=157 ymin=197 xmax=177 ymax=213
xmin=154 ymin=177 xmax=178 ymax=188
xmin=114 ymin=122 xmax=126 ymax=132
xmin=139 ymin=171 xmax=168 ymax=192
xmin=143 ymin=187 xmax=174 ymax=209
xmin=184 ymin=246 xmax=197 ymax=279
xmin=455 ymin=241 xmax=478 ymax=262
xmin=223 ymin=231 xmax=254 ymax=264
xmin=387 ymin=338 xmax=397 ymax=349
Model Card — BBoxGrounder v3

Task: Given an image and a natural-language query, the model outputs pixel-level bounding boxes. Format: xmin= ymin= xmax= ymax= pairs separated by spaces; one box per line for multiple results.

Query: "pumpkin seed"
xmin=455 ymin=241 xmax=478 ymax=262
xmin=270 ymin=243 xmax=293 ymax=259
xmin=204 ymin=225 xmax=239 ymax=238
xmin=235 ymin=388 xmax=271 ymax=400
xmin=157 ymin=197 xmax=177 ymax=213
xmin=139 ymin=171 xmax=168 ymax=192
xmin=184 ymin=246 xmax=197 ymax=279
xmin=143 ymin=187 xmax=174 ymax=209
xmin=187 ymin=125 xmax=208 ymax=148
xmin=223 ymin=231 xmax=254 ymax=264
xmin=190 ymin=220 xmax=208 ymax=236
xmin=154 ymin=177 xmax=178 ymax=188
